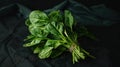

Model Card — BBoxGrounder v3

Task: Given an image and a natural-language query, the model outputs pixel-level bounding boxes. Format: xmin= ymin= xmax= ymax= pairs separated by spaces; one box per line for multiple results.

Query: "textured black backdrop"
xmin=0 ymin=0 xmax=120 ymax=67
xmin=16 ymin=0 xmax=120 ymax=12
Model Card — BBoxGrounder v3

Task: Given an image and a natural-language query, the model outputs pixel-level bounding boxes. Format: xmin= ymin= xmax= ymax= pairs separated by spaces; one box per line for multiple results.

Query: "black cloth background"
xmin=0 ymin=0 xmax=120 ymax=67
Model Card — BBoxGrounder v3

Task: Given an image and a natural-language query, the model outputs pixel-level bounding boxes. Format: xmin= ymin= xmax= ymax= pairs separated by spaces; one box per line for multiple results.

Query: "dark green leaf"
xmin=64 ymin=10 xmax=74 ymax=29
xmin=48 ymin=10 xmax=63 ymax=22
xmin=57 ymin=23 xmax=64 ymax=34
xmin=25 ymin=19 xmax=31 ymax=26
xmin=50 ymin=46 xmax=66 ymax=58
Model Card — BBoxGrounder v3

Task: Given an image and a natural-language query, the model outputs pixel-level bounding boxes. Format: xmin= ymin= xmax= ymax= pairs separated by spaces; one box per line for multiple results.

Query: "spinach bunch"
xmin=23 ymin=10 xmax=94 ymax=64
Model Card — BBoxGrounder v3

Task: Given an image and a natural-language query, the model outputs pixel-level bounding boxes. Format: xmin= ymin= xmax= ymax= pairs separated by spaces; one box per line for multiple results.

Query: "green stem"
xmin=81 ymin=48 xmax=96 ymax=59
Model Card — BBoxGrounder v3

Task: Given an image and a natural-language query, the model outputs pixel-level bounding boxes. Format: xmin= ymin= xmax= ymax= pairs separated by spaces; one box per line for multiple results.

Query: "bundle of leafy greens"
xmin=23 ymin=10 xmax=95 ymax=64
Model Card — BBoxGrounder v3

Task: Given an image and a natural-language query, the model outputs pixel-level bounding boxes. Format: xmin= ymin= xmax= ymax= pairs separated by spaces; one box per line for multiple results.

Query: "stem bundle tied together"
xmin=23 ymin=10 xmax=94 ymax=64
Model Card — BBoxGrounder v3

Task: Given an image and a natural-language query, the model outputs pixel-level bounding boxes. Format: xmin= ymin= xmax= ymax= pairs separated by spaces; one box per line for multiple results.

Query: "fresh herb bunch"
xmin=23 ymin=10 xmax=94 ymax=64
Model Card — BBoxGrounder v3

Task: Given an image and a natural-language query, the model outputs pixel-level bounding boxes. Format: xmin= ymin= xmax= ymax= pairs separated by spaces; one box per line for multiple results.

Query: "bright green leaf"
xmin=29 ymin=24 xmax=48 ymax=37
xmin=23 ymin=38 xmax=41 ymax=47
xmin=46 ymin=23 xmax=60 ymax=36
xmin=38 ymin=47 xmax=53 ymax=59
xmin=34 ymin=47 xmax=42 ymax=54
xmin=24 ymin=35 xmax=35 ymax=41
xmin=29 ymin=10 xmax=49 ymax=26
xmin=45 ymin=40 xmax=62 ymax=48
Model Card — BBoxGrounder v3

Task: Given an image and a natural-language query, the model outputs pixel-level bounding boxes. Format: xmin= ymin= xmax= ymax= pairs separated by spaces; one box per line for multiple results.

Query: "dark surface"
xmin=14 ymin=0 xmax=64 ymax=10
xmin=14 ymin=0 xmax=120 ymax=12
xmin=1 ymin=0 xmax=119 ymax=12
xmin=0 ymin=0 xmax=120 ymax=67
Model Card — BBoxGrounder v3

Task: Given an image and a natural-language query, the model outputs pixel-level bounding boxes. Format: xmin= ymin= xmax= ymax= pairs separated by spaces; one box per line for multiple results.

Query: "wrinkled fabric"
xmin=0 ymin=0 xmax=119 ymax=67
xmin=45 ymin=0 xmax=120 ymax=26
